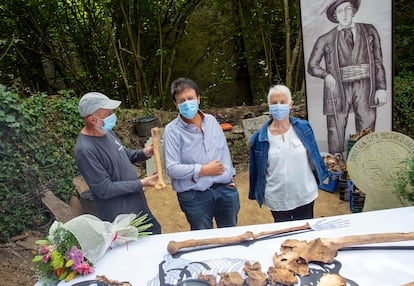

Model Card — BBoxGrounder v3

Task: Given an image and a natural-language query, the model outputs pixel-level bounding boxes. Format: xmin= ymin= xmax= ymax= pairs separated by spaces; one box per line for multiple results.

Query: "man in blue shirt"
xmin=163 ymin=77 xmax=240 ymax=230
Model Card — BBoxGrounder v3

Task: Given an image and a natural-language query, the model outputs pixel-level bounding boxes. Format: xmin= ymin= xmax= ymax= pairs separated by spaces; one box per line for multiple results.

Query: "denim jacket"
xmin=248 ymin=116 xmax=328 ymax=206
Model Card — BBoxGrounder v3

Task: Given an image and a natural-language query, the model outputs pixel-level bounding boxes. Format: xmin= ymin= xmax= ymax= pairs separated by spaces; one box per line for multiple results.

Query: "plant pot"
xmin=133 ymin=116 xmax=160 ymax=137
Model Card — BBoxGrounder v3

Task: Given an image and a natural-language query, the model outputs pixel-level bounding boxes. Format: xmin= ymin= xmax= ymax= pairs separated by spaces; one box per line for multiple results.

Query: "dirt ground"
xmin=0 ymin=104 xmax=351 ymax=285
xmin=0 ymin=171 xmax=351 ymax=286
xmin=146 ymin=171 xmax=351 ymax=233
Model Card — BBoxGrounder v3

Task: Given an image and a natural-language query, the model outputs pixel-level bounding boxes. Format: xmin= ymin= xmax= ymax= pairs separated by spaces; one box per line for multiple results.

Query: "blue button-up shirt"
xmin=163 ymin=111 xmax=236 ymax=192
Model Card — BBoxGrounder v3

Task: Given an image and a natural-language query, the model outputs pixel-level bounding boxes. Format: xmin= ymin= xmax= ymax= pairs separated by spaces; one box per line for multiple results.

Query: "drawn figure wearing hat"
xmin=307 ymin=0 xmax=387 ymax=155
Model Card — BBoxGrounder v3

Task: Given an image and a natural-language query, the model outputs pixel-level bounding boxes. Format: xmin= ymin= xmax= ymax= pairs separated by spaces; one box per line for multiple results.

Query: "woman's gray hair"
xmin=267 ymin=85 xmax=292 ymax=103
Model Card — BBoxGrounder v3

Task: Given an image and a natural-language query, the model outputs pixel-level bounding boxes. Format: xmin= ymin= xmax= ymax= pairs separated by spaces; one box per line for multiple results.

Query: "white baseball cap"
xmin=78 ymin=92 xmax=121 ymax=117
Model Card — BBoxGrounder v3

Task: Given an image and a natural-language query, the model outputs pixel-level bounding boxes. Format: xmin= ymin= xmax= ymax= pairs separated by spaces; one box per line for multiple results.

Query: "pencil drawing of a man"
xmin=307 ymin=0 xmax=387 ymax=155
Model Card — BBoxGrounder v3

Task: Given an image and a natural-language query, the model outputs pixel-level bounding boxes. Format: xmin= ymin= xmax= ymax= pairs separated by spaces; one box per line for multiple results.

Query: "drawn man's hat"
xmin=326 ymin=0 xmax=360 ymax=23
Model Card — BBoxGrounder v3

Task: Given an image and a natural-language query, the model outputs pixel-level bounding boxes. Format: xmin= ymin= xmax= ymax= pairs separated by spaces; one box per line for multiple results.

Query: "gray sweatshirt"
xmin=74 ymin=130 xmax=160 ymax=233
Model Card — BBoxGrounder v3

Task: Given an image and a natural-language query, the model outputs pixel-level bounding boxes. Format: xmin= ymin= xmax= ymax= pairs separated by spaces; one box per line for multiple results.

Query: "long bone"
xmin=274 ymin=231 xmax=414 ymax=277
xmin=167 ymin=218 xmax=350 ymax=255
xmin=151 ymin=127 xmax=167 ymax=190
xmin=168 ymin=223 xmax=313 ymax=255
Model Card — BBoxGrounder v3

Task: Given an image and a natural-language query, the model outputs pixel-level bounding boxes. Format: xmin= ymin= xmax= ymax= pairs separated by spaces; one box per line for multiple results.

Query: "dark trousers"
xmin=146 ymin=212 xmax=162 ymax=234
xmin=327 ymin=79 xmax=376 ymax=154
xmin=271 ymin=201 xmax=315 ymax=222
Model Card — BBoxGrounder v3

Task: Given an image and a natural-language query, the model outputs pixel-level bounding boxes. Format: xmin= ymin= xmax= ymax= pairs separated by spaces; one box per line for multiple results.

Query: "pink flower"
xmin=74 ymin=262 xmax=94 ymax=275
xmin=66 ymin=246 xmax=84 ymax=267
xmin=39 ymin=245 xmax=51 ymax=263
xmin=39 ymin=244 xmax=50 ymax=255
xmin=41 ymin=252 xmax=51 ymax=263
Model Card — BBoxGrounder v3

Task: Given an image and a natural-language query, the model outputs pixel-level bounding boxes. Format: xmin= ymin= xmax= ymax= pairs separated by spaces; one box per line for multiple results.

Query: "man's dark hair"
xmin=170 ymin=77 xmax=199 ymax=102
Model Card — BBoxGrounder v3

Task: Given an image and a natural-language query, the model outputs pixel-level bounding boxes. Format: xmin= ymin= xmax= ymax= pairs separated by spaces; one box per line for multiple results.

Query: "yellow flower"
xmin=65 ymin=259 xmax=74 ymax=268
xmin=65 ymin=270 xmax=78 ymax=282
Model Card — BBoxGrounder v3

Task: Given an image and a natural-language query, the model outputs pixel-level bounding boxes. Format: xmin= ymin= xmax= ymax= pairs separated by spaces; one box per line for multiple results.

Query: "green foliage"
xmin=1 ymin=0 xmax=411 ymax=109
xmin=229 ymin=139 xmax=249 ymax=164
xmin=393 ymin=72 xmax=414 ymax=138
xmin=394 ymin=0 xmax=414 ymax=74
xmin=394 ymin=155 xmax=414 ymax=202
xmin=0 ymin=85 xmax=83 ymax=242
xmin=408 ymin=157 xmax=414 ymax=188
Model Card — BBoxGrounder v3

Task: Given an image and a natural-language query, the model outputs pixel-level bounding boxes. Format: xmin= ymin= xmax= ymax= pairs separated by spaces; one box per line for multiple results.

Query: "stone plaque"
xmin=242 ymin=115 xmax=269 ymax=145
xmin=347 ymin=131 xmax=414 ymax=211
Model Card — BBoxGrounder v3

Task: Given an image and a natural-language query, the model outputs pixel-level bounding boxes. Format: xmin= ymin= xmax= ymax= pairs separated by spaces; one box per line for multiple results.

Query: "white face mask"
xmin=269 ymin=104 xmax=290 ymax=120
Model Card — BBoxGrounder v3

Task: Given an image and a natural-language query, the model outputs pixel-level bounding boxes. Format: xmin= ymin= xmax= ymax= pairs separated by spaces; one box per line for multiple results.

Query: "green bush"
xmin=394 ymin=155 xmax=414 ymax=202
xmin=0 ymin=86 xmax=83 ymax=242
xmin=393 ymin=72 xmax=414 ymax=138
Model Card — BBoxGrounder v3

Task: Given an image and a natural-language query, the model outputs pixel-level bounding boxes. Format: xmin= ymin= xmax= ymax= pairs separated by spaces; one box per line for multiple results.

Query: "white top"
xmin=264 ymin=126 xmax=318 ymax=211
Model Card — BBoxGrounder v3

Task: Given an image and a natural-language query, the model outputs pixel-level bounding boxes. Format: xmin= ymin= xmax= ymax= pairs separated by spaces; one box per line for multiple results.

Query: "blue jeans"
xmin=177 ymin=183 xmax=240 ymax=230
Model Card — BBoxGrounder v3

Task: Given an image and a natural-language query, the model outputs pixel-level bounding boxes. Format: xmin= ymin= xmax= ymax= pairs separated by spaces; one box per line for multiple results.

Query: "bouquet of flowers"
xmin=33 ymin=213 xmax=152 ymax=284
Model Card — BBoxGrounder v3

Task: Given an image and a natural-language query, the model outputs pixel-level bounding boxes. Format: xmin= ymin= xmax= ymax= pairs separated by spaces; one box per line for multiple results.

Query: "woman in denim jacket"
xmin=249 ymin=85 xmax=328 ymax=222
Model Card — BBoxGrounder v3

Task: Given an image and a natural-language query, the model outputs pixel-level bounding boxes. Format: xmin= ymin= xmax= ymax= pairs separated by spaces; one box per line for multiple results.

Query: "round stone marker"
xmin=347 ymin=131 xmax=414 ymax=211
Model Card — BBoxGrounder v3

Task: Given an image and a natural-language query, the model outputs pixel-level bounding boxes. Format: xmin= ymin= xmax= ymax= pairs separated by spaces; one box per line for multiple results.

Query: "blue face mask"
xmin=269 ymin=104 xmax=290 ymax=120
xmin=178 ymin=99 xmax=199 ymax=119
xmin=102 ymin=113 xmax=117 ymax=131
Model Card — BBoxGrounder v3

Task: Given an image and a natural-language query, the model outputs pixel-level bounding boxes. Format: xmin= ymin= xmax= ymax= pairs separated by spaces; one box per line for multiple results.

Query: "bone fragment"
xmin=267 ymin=266 xmax=297 ymax=286
xmin=218 ymin=272 xmax=243 ymax=286
xmin=317 ymin=273 xmax=346 ymax=286
xmin=243 ymin=261 xmax=267 ymax=286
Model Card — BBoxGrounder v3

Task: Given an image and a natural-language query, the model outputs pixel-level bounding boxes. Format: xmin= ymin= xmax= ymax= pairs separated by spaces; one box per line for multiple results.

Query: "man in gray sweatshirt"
xmin=74 ymin=91 xmax=161 ymax=234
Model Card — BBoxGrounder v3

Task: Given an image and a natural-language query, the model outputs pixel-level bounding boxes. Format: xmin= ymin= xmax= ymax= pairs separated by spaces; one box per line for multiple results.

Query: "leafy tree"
xmin=0 ymin=0 xmax=203 ymax=109
xmin=394 ymin=0 xmax=414 ymax=74
xmin=0 ymin=85 xmax=82 ymax=241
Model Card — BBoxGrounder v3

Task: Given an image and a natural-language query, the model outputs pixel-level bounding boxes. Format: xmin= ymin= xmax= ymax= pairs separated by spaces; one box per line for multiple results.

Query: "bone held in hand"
xmin=167 ymin=223 xmax=312 ymax=254
xmin=151 ymin=127 xmax=167 ymax=190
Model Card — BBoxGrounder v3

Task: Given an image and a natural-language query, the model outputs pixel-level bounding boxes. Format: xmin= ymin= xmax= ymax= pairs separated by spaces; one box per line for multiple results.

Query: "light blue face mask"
xmin=269 ymin=104 xmax=290 ymax=120
xmin=102 ymin=113 xmax=117 ymax=131
xmin=178 ymin=99 xmax=199 ymax=119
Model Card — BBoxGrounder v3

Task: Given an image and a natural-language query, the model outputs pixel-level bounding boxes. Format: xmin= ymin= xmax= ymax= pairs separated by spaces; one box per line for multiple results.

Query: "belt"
xmin=340 ymin=64 xmax=370 ymax=82
xmin=208 ymin=182 xmax=236 ymax=190
xmin=183 ymin=182 xmax=236 ymax=193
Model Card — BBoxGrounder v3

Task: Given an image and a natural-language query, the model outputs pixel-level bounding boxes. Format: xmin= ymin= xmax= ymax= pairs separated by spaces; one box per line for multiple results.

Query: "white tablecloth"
xmin=39 ymin=206 xmax=414 ymax=286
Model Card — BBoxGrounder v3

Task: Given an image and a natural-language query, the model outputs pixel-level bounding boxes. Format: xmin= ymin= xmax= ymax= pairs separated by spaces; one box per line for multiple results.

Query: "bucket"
xmin=348 ymin=180 xmax=366 ymax=213
xmin=320 ymin=171 xmax=343 ymax=193
xmin=338 ymin=171 xmax=349 ymax=201
xmin=133 ymin=116 xmax=160 ymax=137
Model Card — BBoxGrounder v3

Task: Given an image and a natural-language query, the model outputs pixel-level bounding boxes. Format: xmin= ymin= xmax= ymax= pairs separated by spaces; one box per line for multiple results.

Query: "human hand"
xmin=141 ymin=173 xmax=158 ymax=187
xmin=199 ymin=159 xmax=225 ymax=177
xmin=143 ymin=144 xmax=154 ymax=158
xmin=324 ymin=74 xmax=336 ymax=94
xmin=375 ymin=90 xmax=387 ymax=106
